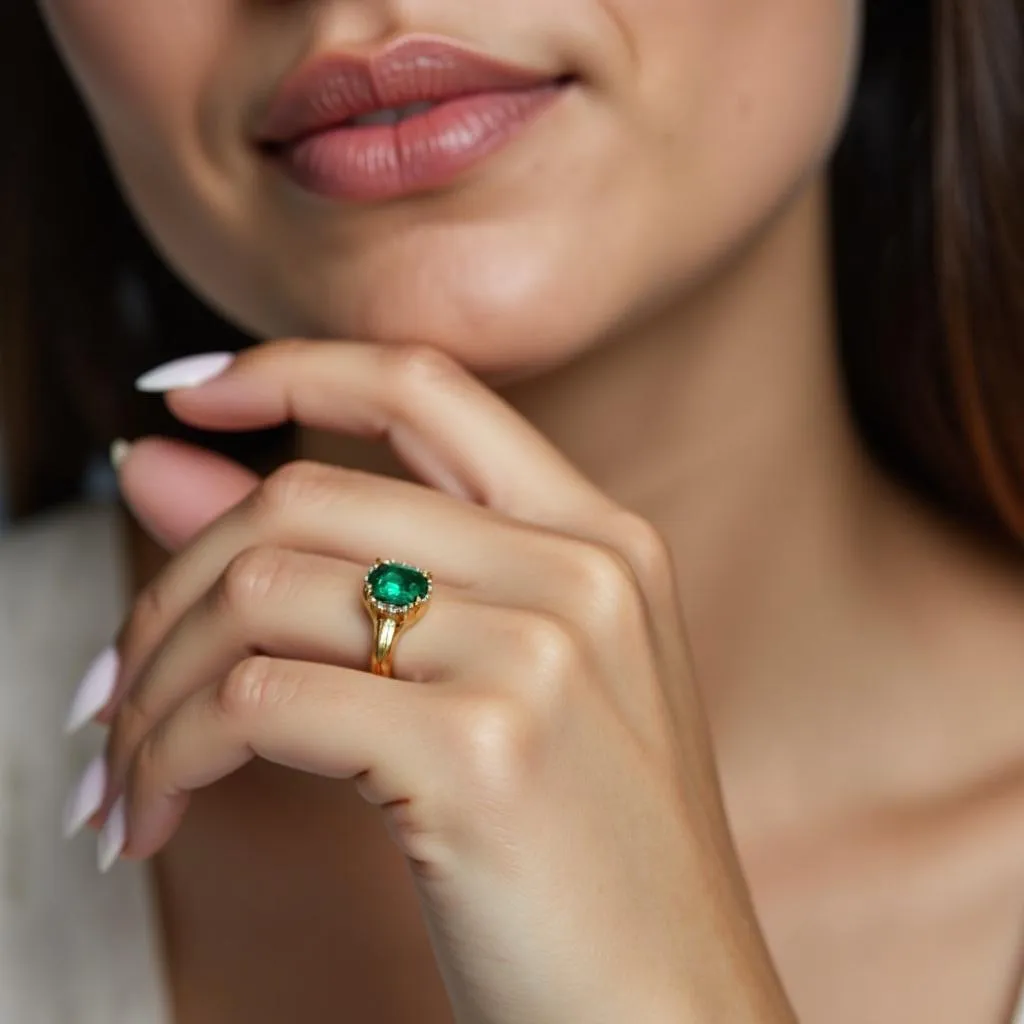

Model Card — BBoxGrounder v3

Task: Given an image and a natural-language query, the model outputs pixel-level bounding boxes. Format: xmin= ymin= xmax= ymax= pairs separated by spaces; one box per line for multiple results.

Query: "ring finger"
xmin=101 ymin=546 xmax=563 ymax=813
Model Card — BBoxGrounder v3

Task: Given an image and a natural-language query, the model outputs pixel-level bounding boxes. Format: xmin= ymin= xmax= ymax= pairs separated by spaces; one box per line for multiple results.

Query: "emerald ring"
xmin=362 ymin=559 xmax=433 ymax=677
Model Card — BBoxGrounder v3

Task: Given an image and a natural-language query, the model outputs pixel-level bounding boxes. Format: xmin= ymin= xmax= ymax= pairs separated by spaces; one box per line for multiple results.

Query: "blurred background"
xmin=0 ymin=5 xmax=294 ymax=539
xmin=0 ymin=438 xmax=117 ymax=532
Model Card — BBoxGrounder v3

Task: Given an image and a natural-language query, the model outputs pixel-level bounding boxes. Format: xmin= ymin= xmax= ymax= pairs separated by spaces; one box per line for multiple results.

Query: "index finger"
xmin=151 ymin=339 xmax=616 ymax=525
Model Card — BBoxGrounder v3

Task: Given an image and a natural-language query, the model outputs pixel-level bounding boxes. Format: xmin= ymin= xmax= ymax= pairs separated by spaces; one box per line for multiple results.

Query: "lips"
xmin=255 ymin=35 xmax=563 ymax=147
xmin=254 ymin=35 xmax=572 ymax=202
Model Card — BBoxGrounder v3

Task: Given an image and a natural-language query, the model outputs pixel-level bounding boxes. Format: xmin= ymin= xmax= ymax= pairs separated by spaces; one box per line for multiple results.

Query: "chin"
xmin=236 ymin=235 xmax=622 ymax=385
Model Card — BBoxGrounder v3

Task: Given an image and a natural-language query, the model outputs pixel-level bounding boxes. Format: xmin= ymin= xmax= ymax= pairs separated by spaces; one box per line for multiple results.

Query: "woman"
xmin=1 ymin=1 xmax=1022 ymax=1021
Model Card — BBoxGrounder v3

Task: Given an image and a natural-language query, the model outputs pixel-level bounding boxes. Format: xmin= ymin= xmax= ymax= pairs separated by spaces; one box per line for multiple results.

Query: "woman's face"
xmin=39 ymin=1 xmax=860 ymax=379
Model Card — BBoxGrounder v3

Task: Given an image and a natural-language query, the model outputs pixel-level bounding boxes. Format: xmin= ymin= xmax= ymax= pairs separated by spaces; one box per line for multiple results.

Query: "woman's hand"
xmin=88 ymin=341 xmax=795 ymax=1024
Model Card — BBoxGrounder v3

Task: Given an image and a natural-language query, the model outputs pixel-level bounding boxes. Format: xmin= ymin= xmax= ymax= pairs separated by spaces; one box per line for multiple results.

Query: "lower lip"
xmin=263 ymin=83 xmax=566 ymax=202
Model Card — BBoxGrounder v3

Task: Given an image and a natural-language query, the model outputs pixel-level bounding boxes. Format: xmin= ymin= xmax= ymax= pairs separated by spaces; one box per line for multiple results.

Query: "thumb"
xmin=113 ymin=437 xmax=261 ymax=551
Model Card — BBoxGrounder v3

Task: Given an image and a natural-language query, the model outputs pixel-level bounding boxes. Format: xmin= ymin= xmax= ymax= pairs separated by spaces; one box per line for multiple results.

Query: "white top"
xmin=0 ymin=501 xmax=170 ymax=1024
xmin=0 ymin=499 xmax=1022 ymax=1024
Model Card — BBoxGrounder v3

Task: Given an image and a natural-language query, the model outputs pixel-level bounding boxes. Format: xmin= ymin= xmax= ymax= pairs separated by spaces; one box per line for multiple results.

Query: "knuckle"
xmin=457 ymin=695 xmax=540 ymax=800
xmin=612 ymin=512 xmax=675 ymax=595
xmin=216 ymin=655 xmax=284 ymax=719
xmin=218 ymin=546 xmax=290 ymax=618
xmin=566 ymin=538 xmax=640 ymax=617
xmin=257 ymin=459 xmax=333 ymax=517
xmin=385 ymin=344 xmax=462 ymax=397
xmin=517 ymin=611 xmax=584 ymax=697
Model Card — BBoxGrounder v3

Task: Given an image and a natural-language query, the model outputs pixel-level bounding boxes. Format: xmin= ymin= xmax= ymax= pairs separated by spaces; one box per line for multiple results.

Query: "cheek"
xmin=38 ymin=1 xmax=225 ymax=144
xmin=632 ymin=0 xmax=861 ymax=140
xmin=632 ymin=0 xmax=861 ymax=225
xmin=527 ymin=0 xmax=859 ymax=336
xmin=38 ymin=0 xmax=272 ymax=331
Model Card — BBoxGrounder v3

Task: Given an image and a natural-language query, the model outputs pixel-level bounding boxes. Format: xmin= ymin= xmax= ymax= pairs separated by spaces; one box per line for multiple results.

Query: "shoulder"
xmin=0 ymin=500 xmax=169 ymax=1023
xmin=872 ymin=481 xmax=1024 ymax=677
xmin=851 ymin=478 xmax=1024 ymax=839
xmin=886 ymin=491 xmax=1024 ymax=871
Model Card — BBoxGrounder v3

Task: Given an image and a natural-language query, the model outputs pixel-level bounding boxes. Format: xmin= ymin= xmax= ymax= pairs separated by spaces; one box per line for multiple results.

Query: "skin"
xmin=37 ymin=1 xmax=1024 ymax=1022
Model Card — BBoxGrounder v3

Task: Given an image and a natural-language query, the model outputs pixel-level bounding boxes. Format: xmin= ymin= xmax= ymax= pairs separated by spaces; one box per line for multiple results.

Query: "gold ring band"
xmin=362 ymin=559 xmax=433 ymax=678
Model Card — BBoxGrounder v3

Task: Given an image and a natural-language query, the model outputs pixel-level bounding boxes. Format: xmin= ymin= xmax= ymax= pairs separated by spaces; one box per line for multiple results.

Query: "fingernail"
xmin=97 ymin=796 xmax=127 ymax=873
xmin=62 ymin=755 xmax=107 ymax=839
xmin=65 ymin=645 xmax=119 ymax=735
xmin=109 ymin=438 xmax=134 ymax=471
xmin=135 ymin=352 xmax=236 ymax=393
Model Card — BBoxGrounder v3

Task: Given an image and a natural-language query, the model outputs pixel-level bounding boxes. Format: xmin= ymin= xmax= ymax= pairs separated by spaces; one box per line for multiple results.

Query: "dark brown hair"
xmin=1 ymin=3 xmax=1022 ymax=549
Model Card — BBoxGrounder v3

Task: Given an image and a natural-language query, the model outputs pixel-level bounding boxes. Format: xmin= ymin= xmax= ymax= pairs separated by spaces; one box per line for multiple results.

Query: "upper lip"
xmin=255 ymin=35 xmax=561 ymax=147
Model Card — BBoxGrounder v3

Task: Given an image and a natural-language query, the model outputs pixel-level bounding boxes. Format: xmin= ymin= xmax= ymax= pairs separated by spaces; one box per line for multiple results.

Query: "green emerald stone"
xmin=367 ymin=562 xmax=429 ymax=608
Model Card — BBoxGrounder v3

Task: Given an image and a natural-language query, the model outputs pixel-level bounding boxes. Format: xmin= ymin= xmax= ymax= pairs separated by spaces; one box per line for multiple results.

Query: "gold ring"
xmin=362 ymin=559 xmax=433 ymax=677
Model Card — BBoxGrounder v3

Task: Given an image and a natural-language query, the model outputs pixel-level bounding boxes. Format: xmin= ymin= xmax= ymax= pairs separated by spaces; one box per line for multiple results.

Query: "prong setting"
xmin=363 ymin=559 xmax=433 ymax=621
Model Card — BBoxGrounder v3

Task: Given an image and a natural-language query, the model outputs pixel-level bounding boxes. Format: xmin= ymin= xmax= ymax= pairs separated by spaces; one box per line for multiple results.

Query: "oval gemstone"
xmin=367 ymin=562 xmax=430 ymax=608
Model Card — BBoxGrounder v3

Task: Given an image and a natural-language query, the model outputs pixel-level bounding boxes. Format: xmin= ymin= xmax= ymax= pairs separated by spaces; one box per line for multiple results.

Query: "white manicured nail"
xmin=135 ymin=352 xmax=235 ymax=393
xmin=65 ymin=646 xmax=119 ymax=735
xmin=109 ymin=438 xmax=134 ymax=471
xmin=97 ymin=796 xmax=127 ymax=873
xmin=62 ymin=756 xmax=107 ymax=839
